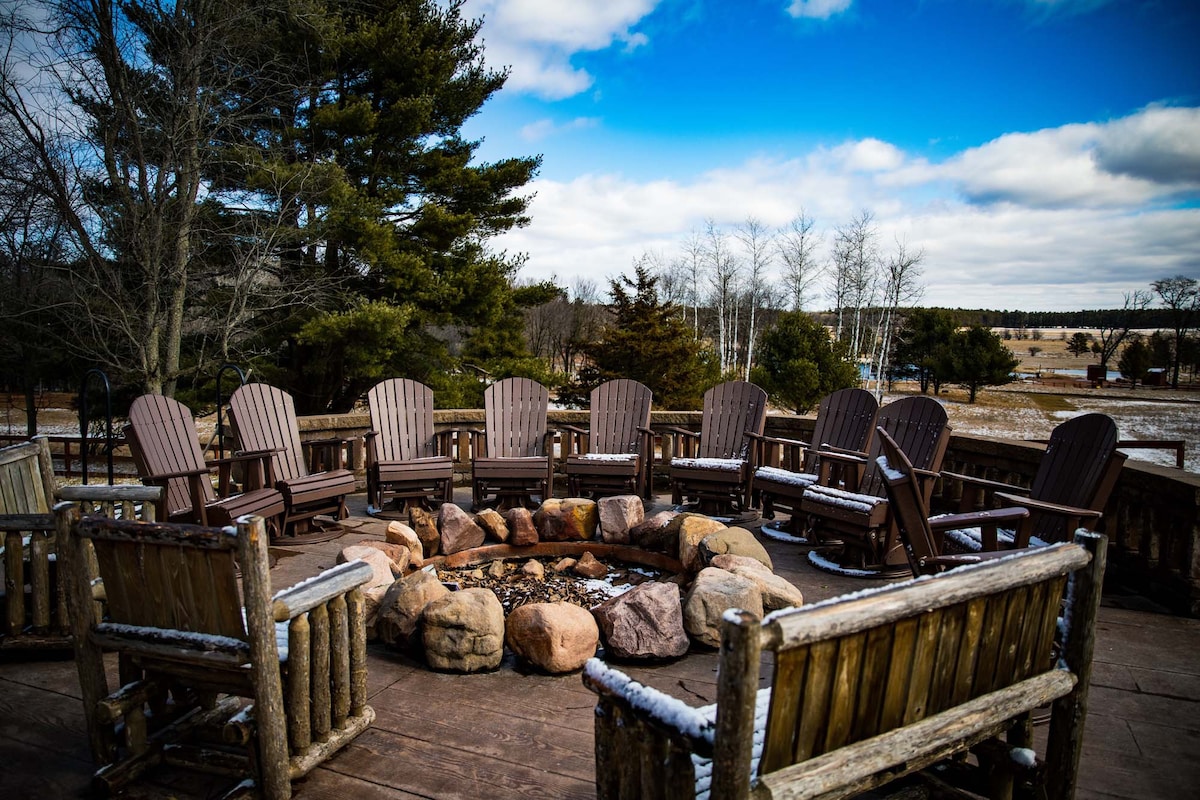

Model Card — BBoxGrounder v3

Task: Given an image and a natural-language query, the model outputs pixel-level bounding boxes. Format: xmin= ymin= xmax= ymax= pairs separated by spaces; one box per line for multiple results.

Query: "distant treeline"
xmin=948 ymin=308 xmax=1174 ymax=329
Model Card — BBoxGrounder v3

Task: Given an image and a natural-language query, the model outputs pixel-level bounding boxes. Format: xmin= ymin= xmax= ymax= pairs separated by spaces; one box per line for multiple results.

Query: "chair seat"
xmin=210 ymin=488 xmax=286 ymax=524
xmin=754 ymin=466 xmax=819 ymax=489
xmin=672 ymin=457 xmax=744 ymax=472
xmin=376 ymin=456 xmax=454 ymax=482
xmin=940 ymin=524 xmax=1051 ymax=553
xmin=473 ymin=457 xmax=550 ymax=480
xmin=278 ymin=469 xmax=355 ymax=505
xmin=565 ymin=453 xmax=640 ymax=476
xmin=801 ymin=484 xmax=889 ymax=527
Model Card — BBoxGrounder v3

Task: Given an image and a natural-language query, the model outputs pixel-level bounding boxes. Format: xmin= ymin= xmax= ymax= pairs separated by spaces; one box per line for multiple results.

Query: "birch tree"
xmin=870 ymin=239 xmax=924 ymax=397
xmin=734 ymin=216 xmax=773 ymax=380
xmin=777 ymin=210 xmax=824 ymax=311
xmin=830 ymin=210 xmax=879 ymax=357
xmin=704 ymin=219 xmax=740 ymax=374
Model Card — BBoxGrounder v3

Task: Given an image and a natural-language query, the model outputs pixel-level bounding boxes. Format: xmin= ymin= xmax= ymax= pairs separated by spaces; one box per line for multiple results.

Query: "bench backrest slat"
xmin=0 ymin=438 xmax=55 ymax=515
xmin=759 ymin=550 xmax=1073 ymax=775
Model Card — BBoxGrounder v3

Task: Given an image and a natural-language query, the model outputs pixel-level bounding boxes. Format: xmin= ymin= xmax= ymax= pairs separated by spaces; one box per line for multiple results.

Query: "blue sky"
xmin=461 ymin=0 xmax=1200 ymax=311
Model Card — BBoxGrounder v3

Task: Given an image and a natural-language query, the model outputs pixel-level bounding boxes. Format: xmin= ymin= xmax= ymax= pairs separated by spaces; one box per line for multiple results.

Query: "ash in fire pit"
xmin=438 ymin=555 xmax=668 ymax=615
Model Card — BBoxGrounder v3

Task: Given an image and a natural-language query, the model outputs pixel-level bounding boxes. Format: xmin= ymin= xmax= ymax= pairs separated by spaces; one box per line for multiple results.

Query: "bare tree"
xmin=1092 ymin=290 xmax=1153 ymax=370
xmin=830 ymin=210 xmax=879 ymax=357
xmin=734 ymin=216 xmax=774 ymax=380
xmin=870 ymin=239 xmax=924 ymax=396
xmin=678 ymin=229 xmax=705 ymax=338
xmin=776 ymin=210 xmax=824 ymax=311
xmin=1151 ymin=276 xmax=1199 ymax=389
xmin=704 ymin=219 xmax=741 ymax=374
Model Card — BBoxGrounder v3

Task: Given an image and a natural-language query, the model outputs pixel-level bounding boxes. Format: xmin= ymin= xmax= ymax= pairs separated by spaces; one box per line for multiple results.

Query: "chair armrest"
xmin=994 ymin=492 xmax=1102 ymax=548
xmin=581 ymin=658 xmax=714 ymax=756
xmin=210 ymin=449 xmax=277 ymax=494
xmin=141 ymin=465 xmax=212 ymax=482
xmin=301 ymin=436 xmax=351 ymax=471
xmin=943 ymin=470 xmax=1030 ymax=513
xmin=941 ymin=470 xmax=1027 ymax=495
xmin=819 ymin=443 xmax=869 ymax=458
xmin=561 ymin=424 xmax=589 ymax=457
xmin=665 ymin=426 xmax=699 ymax=439
xmin=271 ymin=560 xmax=375 ymax=621
xmin=928 ymin=507 xmax=1031 ymax=532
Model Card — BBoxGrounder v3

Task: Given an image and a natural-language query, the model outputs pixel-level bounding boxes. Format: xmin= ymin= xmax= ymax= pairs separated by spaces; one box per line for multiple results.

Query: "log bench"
xmin=583 ymin=530 xmax=1106 ymax=800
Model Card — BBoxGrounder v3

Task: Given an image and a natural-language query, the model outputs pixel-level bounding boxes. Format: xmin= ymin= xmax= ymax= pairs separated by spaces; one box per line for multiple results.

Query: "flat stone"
xmin=347 ymin=541 xmax=411 ymax=576
xmin=593 ymin=581 xmax=690 ymax=660
xmin=598 ymin=495 xmax=645 ymax=544
xmin=725 ymin=566 xmax=804 ymax=612
xmin=422 ymin=588 xmax=505 ymax=673
xmin=338 ymin=545 xmax=401 ymax=589
xmin=698 ymin=527 xmax=773 ymax=571
xmin=505 ymin=602 xmax=599 ymax=673
xmin=439 ymin=502 xmax=486 ymax=555
xmin=683 ymin=567 xmax=763 ymax=648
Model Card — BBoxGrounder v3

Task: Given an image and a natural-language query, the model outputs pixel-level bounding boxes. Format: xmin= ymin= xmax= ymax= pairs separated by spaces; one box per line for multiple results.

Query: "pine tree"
xmin=750 ymin=312 xmax=860 ymax=414
xmin=939 ymin=325 xmax=1019 ymax=403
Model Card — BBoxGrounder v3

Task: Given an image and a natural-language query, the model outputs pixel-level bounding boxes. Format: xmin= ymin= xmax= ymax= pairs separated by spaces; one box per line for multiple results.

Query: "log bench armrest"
xmin=271 ymin=560 xmax=374 ymax=621
xmin=582 ymin=658 xmax=715 ymax=757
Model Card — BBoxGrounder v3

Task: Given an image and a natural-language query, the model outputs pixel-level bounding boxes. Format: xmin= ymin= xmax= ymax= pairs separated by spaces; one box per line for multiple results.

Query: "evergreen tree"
xmin=750 ymin=312 xmax=860 ymax=413
xmin=578 ymin=265 xmax=716 ymax=411
xmin=939 ymin=325 xmax=1019 ymax=403
xmin=1118 ymin=336 xmax=1153 ymax=388
xmin=890 ymin=308 xmax=958 ymax=394
xmin=1066 ymin=331 xmax=1092 ymax=358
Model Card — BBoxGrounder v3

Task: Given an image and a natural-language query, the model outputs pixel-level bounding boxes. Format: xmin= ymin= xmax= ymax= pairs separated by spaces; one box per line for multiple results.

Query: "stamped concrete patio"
xmin=1 ymin=488 xmax=1197 ymax=799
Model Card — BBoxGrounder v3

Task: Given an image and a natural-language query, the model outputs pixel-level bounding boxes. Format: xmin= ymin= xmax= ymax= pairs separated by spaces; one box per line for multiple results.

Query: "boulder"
xmin=338 ymin=546 xmax=400 ymax=589
xmin=422 ymin=588 xmax=506 ymax=673
xmin=676 ymin=516 xmax=728 ymax=573
xmin=361 ymin=584 xmax=390 ymax=641
xmin=476 ymin=508 xmax=510 ymax=542
xmin=375 ymin=569 xmax=450 ymax=650
xmin=592 ymin=581 xmax=689 ymax=660
xmin=698 ymin=528 xmax=773 ymax=571
xmin=439 ymin=502 xmax=486 ymax=555
xmin=385 ymin=521 xmax=424 ymax=567
xmin=520 ymin=559 xmax=545 ymax=579
xmin=408 ymin=506 xmax=441 ymax=557
xmin=629 ymin=510 xmax=679 ymax=552
xmin=683 ymin=567 xmax=763 ymax=648
xmin=573 ymin=551 xmax=608 ymax=580
xmin=506 ymin=507 xmax=539 ymax=546
xmin=346 ymin=541 xmax=411 ymax=576
xmin=534 ymin=498 xmax=599 ymax=541
xmin=505 ymin=602 xmax=599 ymax=673
xmin=598 ymin=495 xmax=645 ymax=544
xmin=710 ymin=556 xmax=804 ymax=612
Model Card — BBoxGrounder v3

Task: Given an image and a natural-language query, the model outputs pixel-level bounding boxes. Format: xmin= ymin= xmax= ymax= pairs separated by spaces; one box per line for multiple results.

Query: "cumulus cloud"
xmin=786 ymin=0 xmax=853 ymax=20
xmin=519 ymin=116 xmax=600 ymax=142
xmin=464 ymin=0 xmax=659 ymax=99
xmin=495 ymin=105 xmax=1200 ymax=310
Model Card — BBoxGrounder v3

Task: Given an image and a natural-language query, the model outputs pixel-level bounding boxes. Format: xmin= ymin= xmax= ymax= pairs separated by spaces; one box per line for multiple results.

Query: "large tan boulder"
xmin=683 ymin=567 xmax=763 ymax=648
xmin=677 ymin=516 xmax=728 ymax=573
xmin=422 ymin=588 xmax=505 ymax=673
xmin=386 ymin=521 xmax=425 ymax=567
xmin=592 ymin=581 xmax=689 ymax=660
xmin=598 ymin=495 xmax=645 ymax=544
xmin=505 ymin=602 xmax=599 ymax=673
xmin=375 ymin=569 xmax=450 ymax=650
xmin=346 ymin=541 xmax=411 ymax=576
xmin=534 ymin=498 xmax=598 ymax=541
xmin=710 ymin=554 xmax=804 ymax=612
xmin=698 ymin=527 xmax=773 ymax=571
xmin=476 ymin=508 xmax=510 ymax=542
xmin=338 ymin=546 xmax=401 ymax=589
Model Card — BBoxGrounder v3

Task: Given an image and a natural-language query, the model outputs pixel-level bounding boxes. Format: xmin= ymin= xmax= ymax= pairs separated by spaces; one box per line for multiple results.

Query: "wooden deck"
xmin=2 ymin=490 xmax=1198 ymax=799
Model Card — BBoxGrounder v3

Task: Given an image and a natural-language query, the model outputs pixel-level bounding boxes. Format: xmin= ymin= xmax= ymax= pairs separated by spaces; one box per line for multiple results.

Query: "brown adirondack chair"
xmin=562 ymin=379 xmax=654 ymax=499
xmin=877 ymin=427 xmax=1030 ymax=577
xmin=365 ymin=378 xmax=455 ymax=516
xmin=668 ymin=380 xmax=768 ymax=516
xmin=751 ymin=387 xmax=879 ymax=533
xmin=228 ymin=383 xmax=355 ymax=542
xmin=124 ymin=394 xmax=285 ymax=535
xmin=57 ymin=509 xmax=375 ymax=799
xmin=800 ymin=395 xmax=951 ymax=575
xmin=470 ymin=377 xmax=555 ymax=510
xmin=942 ymin=412 xmax=1126 ymax=551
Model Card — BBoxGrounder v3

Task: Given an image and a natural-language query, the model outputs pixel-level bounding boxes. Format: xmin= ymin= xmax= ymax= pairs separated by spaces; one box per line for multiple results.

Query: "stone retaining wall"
xmin=292 ymin=409 xmax=1200 ymax=616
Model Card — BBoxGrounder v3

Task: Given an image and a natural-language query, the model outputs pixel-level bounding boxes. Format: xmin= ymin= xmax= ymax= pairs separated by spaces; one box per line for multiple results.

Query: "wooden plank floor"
xmin=1 ymin=490 xmax=1197 ymax=799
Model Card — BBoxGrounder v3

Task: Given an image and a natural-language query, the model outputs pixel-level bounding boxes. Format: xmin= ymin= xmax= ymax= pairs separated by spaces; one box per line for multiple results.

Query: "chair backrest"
xmin=809 ymin=387 xmax=879 ymax=457
xmin=588 ymin=379 xmax=653 ymax=455
xmin=698 ymin=381 xmax=768 ymax=459
xmin=367 ymin=379 xmax=439 ymax=461
xmin=80 ymin=515 xmax=247 ymax=640
xmin=1030 ymin=413 xmax=1125 ymax=541
xmin=876 ymin=426 xmax=942 ymax=572
xmin=483 ymin=378 xmax=549 ymax=458
xmin=126 ymin=395 xmax=217 ymax=518
xmin=0 ymin=437 xmax=56 ymax=514
xmin=856 ymin=396 xmax=950 ymax=498
xmin=228 ymin=383 xmax=308 ymax=482
xmin=753 ymin=539 xmax=1093 ymax=779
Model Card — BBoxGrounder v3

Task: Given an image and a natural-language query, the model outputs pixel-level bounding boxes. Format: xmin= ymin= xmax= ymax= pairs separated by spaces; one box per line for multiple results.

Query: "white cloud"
xmin=495 ymin=105 xmax=1200 ymax=310
xmin=464 ymin=0 xmax=660 ymax=99
xmin=519 ymin=116 xmax=600 ymax=142
xmin=786 ymin=0 xmax=853 ymax=21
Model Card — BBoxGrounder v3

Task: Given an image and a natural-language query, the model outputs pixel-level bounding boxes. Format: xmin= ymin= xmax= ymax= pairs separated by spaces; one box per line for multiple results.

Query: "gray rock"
xmin=698 ymin=528 xmax=773 ymax=571
xmin=439 ymin=502 xmax=486 ymax=555
xmin=375 ymin=569 xmax=450 ymax=651
xmin=629 ymin=510 xmax=680 ymax=552
xmin=598 ymin=495 xmax=645 ymax=544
